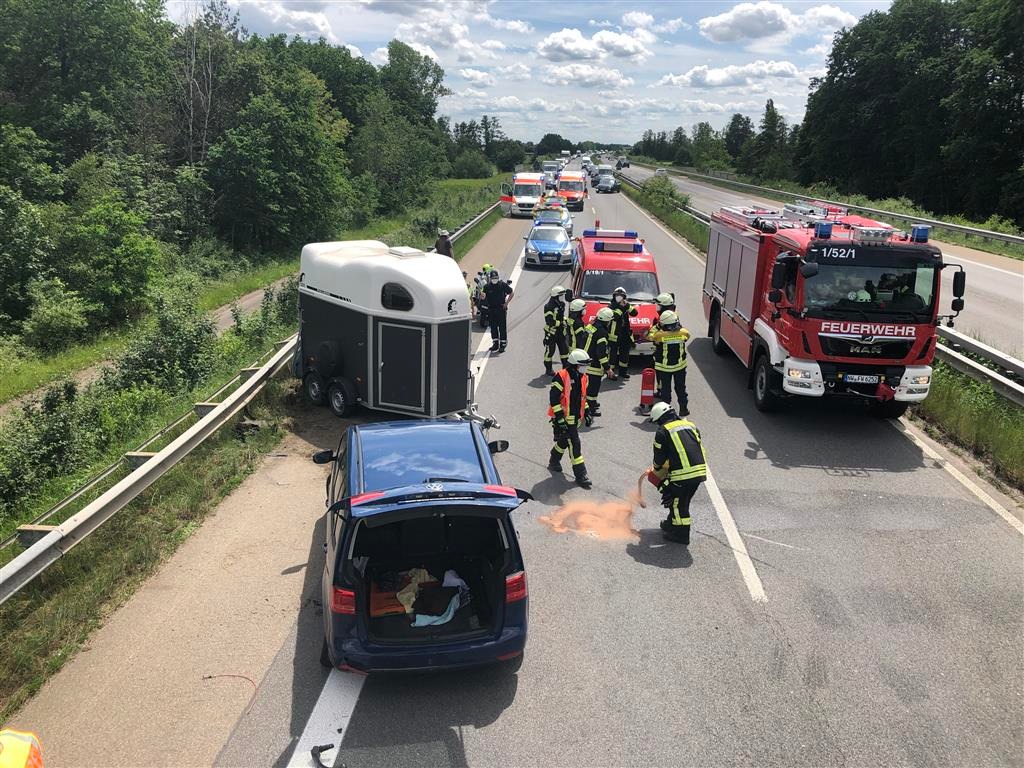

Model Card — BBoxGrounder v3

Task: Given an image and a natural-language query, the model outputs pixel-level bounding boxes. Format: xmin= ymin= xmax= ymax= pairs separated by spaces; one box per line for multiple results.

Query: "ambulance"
xmin=500 ymin=173 xmax=546 ymax=218
xmin=556 ymin=171 xmax=587 ymax=212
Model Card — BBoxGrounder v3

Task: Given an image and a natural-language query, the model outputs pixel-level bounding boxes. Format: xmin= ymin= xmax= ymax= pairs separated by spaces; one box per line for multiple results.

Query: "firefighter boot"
xmin=544 ymin=361 xmax=554 ymax=376
xmin=548 ymin=447 xmax=563 ymax=473
xmin=660 ymin=518 xmax=690 ymax=544
xmin=619 ymin=366 xmax=630 ymax=380
xmin=490 ymin=340 xmax=500 ymax=353
xmin=573 ymin=463 xmax=593 ymax=489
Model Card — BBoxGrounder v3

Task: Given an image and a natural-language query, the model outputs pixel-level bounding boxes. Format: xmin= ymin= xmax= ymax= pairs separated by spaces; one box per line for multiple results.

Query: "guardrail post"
xmin=238 ymin=366 xmax=261 ymax=383
xmin=16 ymin=525 xmax=56 ymax=549
xmin=194 ymin=402 xmax=219 ymax=418
xmin=124 ymin=451 xmax=157 ymax=469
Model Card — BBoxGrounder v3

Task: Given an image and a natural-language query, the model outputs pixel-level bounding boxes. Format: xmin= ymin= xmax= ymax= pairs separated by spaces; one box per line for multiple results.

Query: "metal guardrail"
xmin=620 ymin=169 xmax=1024 ymax=407
xmin=631 ymin=161 xmax=1024 ymax=247
xmin=0 ymin=201 xmax=500 ymax=605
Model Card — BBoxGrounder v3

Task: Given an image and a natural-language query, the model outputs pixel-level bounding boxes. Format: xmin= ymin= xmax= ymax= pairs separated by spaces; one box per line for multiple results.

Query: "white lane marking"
xmin=618 ymin=191 xmax=706 ymax=266
xmin=941 ymin=257 xmax=1022 ymax=278
xmin=287 ymin=670 xmax=365 ymax=767
xmin=705 ymin=468 xmax=768 ymax=603
xmin=890 ymin=419 xmax=1024 ymax=536
xmin=289 ymin=250 xmax=527 ymax=763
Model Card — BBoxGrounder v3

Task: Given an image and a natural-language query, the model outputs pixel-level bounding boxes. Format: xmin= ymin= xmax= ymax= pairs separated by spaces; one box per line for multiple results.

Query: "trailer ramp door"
xmin=377 ymin=320 xmax=427 ymax=412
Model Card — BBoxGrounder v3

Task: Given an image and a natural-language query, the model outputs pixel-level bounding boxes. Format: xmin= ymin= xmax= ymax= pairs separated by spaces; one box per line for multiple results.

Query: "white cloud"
xmin=536 ymin=28 xmax=605 ymax=61
xmin=498 ymin=62 xmax=530 ymax=77
xmin=679 ymin=99 xmax=763 ymax=114
xmin=698 ymin=2 xmax=856 ymax=44
xmin=588 ymin=19 xmax=613 ymax=28
xmin=405 ymin=41 xmax=439 ymax=61
xmin=592 ymin=29 xmax=652 ymax=60
xmin=484 ymin=15 xmax=534 ymax=33
xmin=345 ymin=44 xmax=362 ymax=58
xmin=369 ymin=46 xmax=389 ymax=65
xmin=453 ymin=38 xmax=502 ymax=63
xmin=802 ymin=37 xmax=832 ymax=57
xmin=661 ymin=18 xmax=691 ymax=33
xmin=458 ymin=67 xmax=496 ymax=87
xmin=457 ymin=87 xmax=488 ymax=99
xmin=480 ymin=39 xmax=506 ymax=51
xmin=622 ymin=11 xmax=654 ymax=28
xmin=655 ymin=59 xmax=802 ymax=87
xmin=228 ymin=0 xmax=337 ymax=42
xmin=542 ymin=63 xmax=634 ymax=89
xmin=396 ymin=18 xmax=468 ymax=49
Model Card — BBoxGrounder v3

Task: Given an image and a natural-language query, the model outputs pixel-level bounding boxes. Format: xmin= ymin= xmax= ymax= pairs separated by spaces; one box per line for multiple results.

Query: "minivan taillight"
xmin=331 ymin=587 xmax=356 ymax=614
xmin=505 ymin=571 xmax=528 ymax=603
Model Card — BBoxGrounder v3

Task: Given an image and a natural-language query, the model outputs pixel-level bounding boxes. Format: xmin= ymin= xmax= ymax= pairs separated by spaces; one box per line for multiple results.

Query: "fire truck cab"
xmin=556 ymin=171 xmax=587 ymax=211
xmin=703 ymin=205 xmax=966 ymax=416
xmin=500 ymin=173 xmax=545 ymax=218
xmin=570 ymin=229 xmax=662 ymax=356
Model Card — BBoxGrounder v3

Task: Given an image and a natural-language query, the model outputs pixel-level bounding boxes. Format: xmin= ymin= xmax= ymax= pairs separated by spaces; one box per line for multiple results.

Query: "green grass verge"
xmin=913 ymin=362 xmax=1024 ymax=490
xmin=0 ymin=380 xmax=290 ymax=723
xmin=197 ymin=257 xmax=298 ymax=311
xmin=451 ymin=207 xmax=501 ymax=259
xmin=620 ymin=180 xmax=710 ymax=254
xmin=630 ymin=159 xmax=1024 ymax=261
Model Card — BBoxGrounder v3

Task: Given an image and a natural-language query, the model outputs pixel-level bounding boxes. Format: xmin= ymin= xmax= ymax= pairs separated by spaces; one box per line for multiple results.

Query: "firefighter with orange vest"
xmin=0 ymin=730 xmax=44 ymax=768
xmin=547 ymin=348 xmax=593 ymax=488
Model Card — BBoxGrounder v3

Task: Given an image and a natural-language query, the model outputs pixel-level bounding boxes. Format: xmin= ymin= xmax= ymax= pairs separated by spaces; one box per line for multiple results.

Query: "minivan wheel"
xmin=327 ymin=378 xmax=357 ymax=418
xmin=320 ymin=637 xmax=333 ymax=669
xmin=305 ymin=372 xmax=326 ymax=405
xmin=753 ymin=353 xmax=782 ymax=412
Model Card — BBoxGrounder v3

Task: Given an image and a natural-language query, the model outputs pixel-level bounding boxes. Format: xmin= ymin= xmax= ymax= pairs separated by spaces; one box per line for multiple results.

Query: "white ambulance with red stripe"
xmin=500 ymin=173 xmax=545 ymax=218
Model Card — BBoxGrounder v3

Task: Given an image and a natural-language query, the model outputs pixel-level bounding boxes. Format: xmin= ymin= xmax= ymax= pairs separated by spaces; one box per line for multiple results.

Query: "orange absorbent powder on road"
xmin=539 ymin=494 xmax=642 ymax=541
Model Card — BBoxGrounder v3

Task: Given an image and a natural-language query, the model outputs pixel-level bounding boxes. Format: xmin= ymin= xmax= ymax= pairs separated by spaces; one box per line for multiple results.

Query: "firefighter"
xmin=434 ymin=229 xmax=455 ymax=259
xmin=472 ymin=263 xmax=494 ymax=328
xmin=548 ymin=348 xmax=593 ymax=489
xmin=648 ymin=401 xmax=707 ymax=544
xmin=576 ymin=307 xmax=614 ymax=416
xmin=482 ymin=268 xmax=514 ymax=353
xmin=0 ymin=729 xmax=44 ymax=768
xmin=655 ymin=292 xmax=676 ymax=316
xmin=607 ymin=286 xmax=638 ymax=379
xmin=565 ymin=298 xmax=587 ymax=343
xmin=648 ymin=309 xmax=690 ymax=415
xmin=542 ymin=285 xmax=570 ymax=374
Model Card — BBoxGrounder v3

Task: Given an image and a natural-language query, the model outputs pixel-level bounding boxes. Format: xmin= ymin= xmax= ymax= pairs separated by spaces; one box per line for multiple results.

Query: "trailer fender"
xmin=315 ymin=340 xmax=342 ymax=378
xmin=753 ymin=318 xmax=787 ymax=366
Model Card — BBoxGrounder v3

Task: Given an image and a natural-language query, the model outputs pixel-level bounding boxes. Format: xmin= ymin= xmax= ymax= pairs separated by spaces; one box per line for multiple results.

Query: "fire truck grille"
xmin=819 ymin=336 xmax=914 ymax=359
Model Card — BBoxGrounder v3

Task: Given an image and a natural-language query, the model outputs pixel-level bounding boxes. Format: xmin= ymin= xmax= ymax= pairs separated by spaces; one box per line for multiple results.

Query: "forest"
xmin=632 ymin=0 xmax=1023 ymax=226
xmin=0 ymin=0 xmax=525 ymax=349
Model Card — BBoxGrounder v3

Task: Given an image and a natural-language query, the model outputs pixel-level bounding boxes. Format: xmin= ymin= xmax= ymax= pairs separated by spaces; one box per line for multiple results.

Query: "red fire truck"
xmin=702 ymin=205 xmax=966 ymax=416
xmin=570 ymin=228 xmax=663 ymax=356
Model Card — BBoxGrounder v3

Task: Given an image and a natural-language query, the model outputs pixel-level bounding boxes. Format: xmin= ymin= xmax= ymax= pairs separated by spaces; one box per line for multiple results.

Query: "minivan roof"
xmin=354 ymin=420 xmax=489 ymax=492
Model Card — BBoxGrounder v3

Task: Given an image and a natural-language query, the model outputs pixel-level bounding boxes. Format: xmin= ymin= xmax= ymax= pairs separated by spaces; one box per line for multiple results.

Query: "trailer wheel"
xmin=327 ymin=378 xmax=357 ymax=418
xmin=871 ymin=400 xmax=908 ymax=419
xmin=753 ymin=353 xmax=781 ymax=412
xmin=710 ymin=306 xmax=728 ymax=355
xmin=304 ymin=372 xmax=326 ymax=405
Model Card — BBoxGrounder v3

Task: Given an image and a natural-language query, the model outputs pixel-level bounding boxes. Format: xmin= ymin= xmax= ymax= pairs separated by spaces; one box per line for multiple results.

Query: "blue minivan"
xmin=314 ymin=419 xmax=531 ymax=673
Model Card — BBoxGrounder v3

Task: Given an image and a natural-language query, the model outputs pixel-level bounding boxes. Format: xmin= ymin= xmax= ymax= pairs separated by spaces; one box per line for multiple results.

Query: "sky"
xmin=165 ymin=0 xmax=892 ymax=144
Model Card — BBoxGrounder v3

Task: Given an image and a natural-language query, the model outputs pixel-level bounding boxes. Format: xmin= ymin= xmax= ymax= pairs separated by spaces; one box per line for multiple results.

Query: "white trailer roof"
xmin=299 ymin=240 xmax=471 ymax=322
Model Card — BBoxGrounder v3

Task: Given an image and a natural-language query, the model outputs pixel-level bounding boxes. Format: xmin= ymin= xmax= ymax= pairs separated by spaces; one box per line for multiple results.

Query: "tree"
xmin=451 ymin=149 xmax=494 ymax=179
xmin=209 ymin=65 xmax=352 ymax=248
xmin=0 ymin=124 xmax=63 ymax=200
xmin=536 ymin=133 xmax=573 ymax=156
xmin=0 ymin=186 xmax=52 ymax=330
xmin=690 ymin=123 xmax=731 ymax=169
xmin=378 ymin=40 xmax=450 ymax=125
xmin=745 ymin=100 xmax=791 ymax=180
xmin=723 ymin=114 xmax=755 ymax=162
xmin=492 ymin=139 xmax=525 ymax=171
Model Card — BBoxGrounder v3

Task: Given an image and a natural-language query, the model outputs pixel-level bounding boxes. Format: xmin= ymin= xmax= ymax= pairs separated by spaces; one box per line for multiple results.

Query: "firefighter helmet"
xmin=659 ymin=310 xmax=680 ymax=328
xmin=550 ymin=285 xmax=567 ymax=298
xmin=567 ymin=349 xmax=591 ymax=365
xmin=569 ymin=299 xmax=586 ymax=313
xmin=596 ymin=307 xmax=614 ymax=322
xmin=649 ymin=401 xmax=673 ymax=422
xmin=612 ymin=286 xmax=627 ymax=298
xmin=656 ymin=292 xmax=674 ymax=307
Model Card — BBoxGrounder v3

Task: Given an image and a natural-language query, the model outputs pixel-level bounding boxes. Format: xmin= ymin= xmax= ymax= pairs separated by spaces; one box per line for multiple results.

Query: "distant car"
xmin=596 ymin=174 xmax=619 ymax=193
xmin=524 ymin=224 xmax=574 ymax=267
xmin=316 ymin=419 xmax=531 ymax=673
xmin=655 ymin=168 xmax=668 ymax=177
xmin=543 ymin=171 xmax=558 ymax=189
xmin=533 ymin=206 xmax=574 ymax=236
xmin=618 ymin=156 xmax=630 ymax=168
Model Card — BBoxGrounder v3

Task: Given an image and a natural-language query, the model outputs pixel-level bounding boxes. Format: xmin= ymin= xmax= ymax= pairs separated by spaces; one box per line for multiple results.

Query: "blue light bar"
xmin=594 ymin=242 xmax=604 ymax=251
xmin=582 ymin=229 xmax=597 ymax=237
xmin=911 ymin=224 xmax=930 ymax=243
xmin=814 ymin=221 xmax=833 ymax=239
xmin=633 ymin=243 xmax=643 ymax=253
xmin=624 ymin=230 xmax=638 ymax=238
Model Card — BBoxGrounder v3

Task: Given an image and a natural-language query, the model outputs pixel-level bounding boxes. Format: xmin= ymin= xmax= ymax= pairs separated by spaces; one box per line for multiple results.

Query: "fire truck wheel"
xmin=871 ymin=400 xmax=909 ymax=419
xmin=753 ymin=353 xmax=781 ymax=412
xmin=327 ymin=378 xmax=357 ymax=418
xmin=304 ymin=372 xmax=327 ymax=405
xmin=710 ymin=306 xmax=728 ymax=355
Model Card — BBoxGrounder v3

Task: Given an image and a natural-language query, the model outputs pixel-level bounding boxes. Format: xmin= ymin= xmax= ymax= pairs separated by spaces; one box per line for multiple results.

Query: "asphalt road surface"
xmin=624 ymin=163 xmax=1024 ymax=357
xmin=9 ymin=163 xmax=1023 ymax=767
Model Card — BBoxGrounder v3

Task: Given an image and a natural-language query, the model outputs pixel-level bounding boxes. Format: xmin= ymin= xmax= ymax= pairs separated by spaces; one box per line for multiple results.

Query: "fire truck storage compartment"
xmin=705 ymin=222 xmax=760 ymax=332
xmin=297 ymin=240 xmax=472 ymax=417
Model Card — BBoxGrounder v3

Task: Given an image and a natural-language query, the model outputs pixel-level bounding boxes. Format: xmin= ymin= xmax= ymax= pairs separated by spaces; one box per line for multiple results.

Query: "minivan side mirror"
xmin=799 ymin=262 xmax=819 ymax=279
xmin=312 ymin=449 xmax=335 ymax=464
xmin=488 ymin=439 xmax=510 ymax=454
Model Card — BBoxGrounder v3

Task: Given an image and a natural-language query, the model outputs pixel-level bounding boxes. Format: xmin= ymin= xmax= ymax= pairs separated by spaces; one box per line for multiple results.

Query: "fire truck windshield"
xmin=513 ymin=183 xmax=543 ymax=197
xmin=582 ymin=270 xmax=659 ymax=301
xmin=803 ymin=261 xmax=936 ymax=318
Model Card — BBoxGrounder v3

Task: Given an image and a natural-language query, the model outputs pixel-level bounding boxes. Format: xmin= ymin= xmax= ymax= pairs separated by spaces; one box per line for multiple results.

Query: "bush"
xmin=451 ymin=149 xmax=494 ymax=179
xmin=0 ymin=185 xmax=53 ymax=331
xmin=641 ymin=175 xmax=689 ymax=210
xmin=21 ymin=278 xmax=95 ymax=353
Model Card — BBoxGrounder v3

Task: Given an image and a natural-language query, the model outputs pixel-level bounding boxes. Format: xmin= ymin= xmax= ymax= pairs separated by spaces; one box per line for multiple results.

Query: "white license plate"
xmin=844 ymin=374 xmax=879 ymax=384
